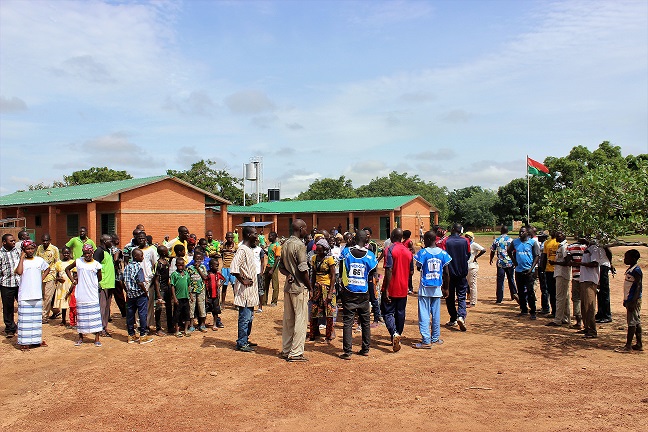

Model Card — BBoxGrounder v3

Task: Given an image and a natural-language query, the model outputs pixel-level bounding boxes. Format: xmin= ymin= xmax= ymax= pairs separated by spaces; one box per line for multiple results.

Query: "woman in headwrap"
xmin=14 ymin=240 xmax=50 ymax=350
xmin=309 ymin=238 xmax=337 ymax=343
xmin=65 ymin=243 xmax=103 ymax=346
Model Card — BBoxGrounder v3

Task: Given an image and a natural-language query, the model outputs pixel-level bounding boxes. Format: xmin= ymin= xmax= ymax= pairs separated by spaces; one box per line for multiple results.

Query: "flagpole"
xmin=526 ymin=155 xmax=530 ymax=225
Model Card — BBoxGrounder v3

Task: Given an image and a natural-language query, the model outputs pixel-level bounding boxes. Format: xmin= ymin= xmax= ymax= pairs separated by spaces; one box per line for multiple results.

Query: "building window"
xmin=66 ymin=214 xmax=79 ymax=237
xmin=35 ymin=215 xmax=42 ymax=227
xmin=101 ymin=213 xmax=116 ymax=235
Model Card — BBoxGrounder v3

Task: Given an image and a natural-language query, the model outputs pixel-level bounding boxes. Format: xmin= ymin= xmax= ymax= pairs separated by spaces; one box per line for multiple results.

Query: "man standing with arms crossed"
xmin=0 ymin=234 xmax=21 ymax=338
xmin=279 ymin=219 xmax=312 ymax=362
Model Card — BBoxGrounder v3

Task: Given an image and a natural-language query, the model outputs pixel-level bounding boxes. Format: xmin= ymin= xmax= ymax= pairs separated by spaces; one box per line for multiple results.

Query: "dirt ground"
xmin=1 ymin=240 xmax=646 ymax=432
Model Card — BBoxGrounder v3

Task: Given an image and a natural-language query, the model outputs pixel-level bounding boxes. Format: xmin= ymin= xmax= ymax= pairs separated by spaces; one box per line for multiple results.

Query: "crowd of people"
xmin=0 ymin=220 xmax=642 ymax=358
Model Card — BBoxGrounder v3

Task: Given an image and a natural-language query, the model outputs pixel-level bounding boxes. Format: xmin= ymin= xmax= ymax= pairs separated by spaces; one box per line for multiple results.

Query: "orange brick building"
xmin=0 ymin=176 xmax=230 ymax=247
xmin=208 ymin=195 xmax=438 ymax=240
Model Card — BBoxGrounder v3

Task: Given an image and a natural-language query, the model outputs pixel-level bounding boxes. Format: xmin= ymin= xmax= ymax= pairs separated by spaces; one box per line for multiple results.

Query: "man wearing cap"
xmin=464 ymin=232 xmax=485 ymax=307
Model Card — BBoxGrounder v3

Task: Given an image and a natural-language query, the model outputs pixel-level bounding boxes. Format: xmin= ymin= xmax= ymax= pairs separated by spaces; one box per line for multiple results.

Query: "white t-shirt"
xmin=75 ymin=258 xmax=103 ymax=304
xmin=252 ymin=246 xmax=265 ymax=275
xmin=139 ymin=246 xmax=159 ymax=284
xmin=18 ymin=257 xmax=48 ymax=301
xmin=553 ymin=241 xmax=572 ymax=281
xmin=580 ymin=245 xmax=605 ymax=285
xmin=468 ymin=241 xmax=485 ymax=270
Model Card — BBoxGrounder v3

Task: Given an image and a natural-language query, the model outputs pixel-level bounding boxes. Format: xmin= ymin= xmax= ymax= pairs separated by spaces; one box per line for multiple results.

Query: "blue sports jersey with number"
xmin=414 ymin=247 xmax=452 ymax=297
xmin=340 ymin=247 xmax=378 ymax=293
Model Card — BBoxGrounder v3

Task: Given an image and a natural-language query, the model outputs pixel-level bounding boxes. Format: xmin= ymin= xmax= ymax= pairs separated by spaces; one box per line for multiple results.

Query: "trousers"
xmin=281 ymin=289 xmax=309 ymax=357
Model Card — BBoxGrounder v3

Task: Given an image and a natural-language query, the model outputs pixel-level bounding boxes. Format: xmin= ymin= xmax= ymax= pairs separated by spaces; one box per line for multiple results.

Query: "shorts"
xmin=627 ymin=298 xmax=642 ymax=327
xmin=174 ymin=298 xmax=190 ymax=326
xmin=221 ymin=268 xmax=237 ymax=286
xmin=189 ymin=291 xmax=206 ymax=319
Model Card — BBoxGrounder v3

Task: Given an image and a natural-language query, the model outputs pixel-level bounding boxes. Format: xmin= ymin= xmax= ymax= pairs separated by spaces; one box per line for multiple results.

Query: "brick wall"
xmin=117 ymin=179 xmax=206 ymax=244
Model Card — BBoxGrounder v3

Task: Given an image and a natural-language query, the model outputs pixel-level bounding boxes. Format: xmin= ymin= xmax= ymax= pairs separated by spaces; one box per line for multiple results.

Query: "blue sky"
xmin=1 ymin=0 xmax=646 ymax=198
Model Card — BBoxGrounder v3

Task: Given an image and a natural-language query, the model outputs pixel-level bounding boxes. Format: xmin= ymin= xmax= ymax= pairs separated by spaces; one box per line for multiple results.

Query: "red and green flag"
xmin=527 ymin=157 xmax=550 ymax=177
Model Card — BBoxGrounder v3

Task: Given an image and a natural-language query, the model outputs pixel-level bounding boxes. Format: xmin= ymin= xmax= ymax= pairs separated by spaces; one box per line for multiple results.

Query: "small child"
xmin=616 ymin=249 xmax=642 ymax=353
xmin=171 ymin=258 xmax=191 ymax=337
xmin=206 ymin=257 xmax=225 ymax=330
xmin=123 ymin=248 xmax=154 ymax=345
xmin=170 ymin=244 xmax=186 ymax=274
xmin=55 ymin=247 xmax=74 ymax=327
xmin=187 ymin=249 xmax=208 ymax=333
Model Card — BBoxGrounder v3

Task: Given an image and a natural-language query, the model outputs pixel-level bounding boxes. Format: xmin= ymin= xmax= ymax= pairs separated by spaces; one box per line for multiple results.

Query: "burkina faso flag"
xmin=527 ymin=157 xmax=550 ymax=177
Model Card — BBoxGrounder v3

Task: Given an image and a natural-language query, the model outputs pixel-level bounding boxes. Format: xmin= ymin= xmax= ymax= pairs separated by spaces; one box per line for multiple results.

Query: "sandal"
xmin=94 ymin=341 xmax=102 ymax=347
xmin=212 ymin=326 xmax=218 ymax=331
xmin=74 ymin=339 xmax=83 ymax=347
xmin=40 ymin=341 xmax=48 ymax=347
xmin=175 ymin=332 xmax=184 ymax=338
xmin=20 ymin=345 xmax=31 ymax=351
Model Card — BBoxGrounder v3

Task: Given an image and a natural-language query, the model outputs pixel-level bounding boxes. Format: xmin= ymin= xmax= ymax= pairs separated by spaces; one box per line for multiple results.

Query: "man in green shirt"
xmin=94 ymin=234 xmax=116 ymax=337
xmin=262 ymin=232 xmax=282 ymax=306
xmin=205 ymin=230 xmax=220 ymax=259
xmin=66 ymin=226 xmax=96 ymax=260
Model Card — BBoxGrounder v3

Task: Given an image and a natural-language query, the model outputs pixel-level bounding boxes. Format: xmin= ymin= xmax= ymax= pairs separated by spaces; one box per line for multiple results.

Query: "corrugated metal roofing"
xmin=224 ymin=195 xmax=428 ymax=214
xmin=0 ymin=175 xmax=231 ymax=207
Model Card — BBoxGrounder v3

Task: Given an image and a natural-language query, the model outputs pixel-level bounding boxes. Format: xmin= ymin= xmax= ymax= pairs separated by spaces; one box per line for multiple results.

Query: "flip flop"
xmin=74 ymin=340 xmax=83 ymax=347
xmin=94 ymin=341 xmax=102 ymax=347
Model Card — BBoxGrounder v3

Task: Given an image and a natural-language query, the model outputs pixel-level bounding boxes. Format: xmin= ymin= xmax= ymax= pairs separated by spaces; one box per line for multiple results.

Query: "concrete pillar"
xmin=227 ymin=213 xmax=233 ymax=234
xmin=273 ymin=214 xmax=278 ymax=234
xmin=348 ymin=212 xmax=354 ymax=233
xmin=312 ymin=213 xmax=317 ymax=230
xmin=87 ymin=202 xmax=97 ymax=244
xmin=48 ymin=205 xmax=57 ymax=246
xmin=389 ymin=210 xmax=395 ymax=231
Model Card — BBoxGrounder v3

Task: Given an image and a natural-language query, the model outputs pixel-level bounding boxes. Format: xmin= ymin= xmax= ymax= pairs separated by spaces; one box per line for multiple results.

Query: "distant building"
xmin=207 ymin=195 xmax=438 ymax=240
xmin=0 ymin=176 xmax=231 ymax=246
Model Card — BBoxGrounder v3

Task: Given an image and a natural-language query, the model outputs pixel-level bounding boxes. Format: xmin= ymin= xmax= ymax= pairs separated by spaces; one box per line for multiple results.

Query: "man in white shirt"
xmin=579 ymin=240 xmax=606 ymax=338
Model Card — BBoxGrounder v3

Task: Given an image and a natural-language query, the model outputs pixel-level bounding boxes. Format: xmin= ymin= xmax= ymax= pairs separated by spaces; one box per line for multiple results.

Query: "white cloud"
xmin=64 ymin=132 xmax=164 ymax=169
xmin=162 ymin=90 xmax=217 ymax=116
xmin=225 ymin=90 xmax=276 ymax=115
xmin=0 ymin=96 xmax=27 ymax=112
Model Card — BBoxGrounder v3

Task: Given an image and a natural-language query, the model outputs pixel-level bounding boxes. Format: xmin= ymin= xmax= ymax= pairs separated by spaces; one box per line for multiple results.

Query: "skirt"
xmin=53 ymin=281 xmax=71 ymax=310
xmin=76 ymin=302 xmax=103 ymax=334
xmin=18 ymin=300 xmax=43 ymax=345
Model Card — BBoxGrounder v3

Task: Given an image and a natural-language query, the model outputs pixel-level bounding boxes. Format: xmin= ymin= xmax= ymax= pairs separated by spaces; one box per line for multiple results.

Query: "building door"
xmin=379 ymin=217 xmax=389 ymax=240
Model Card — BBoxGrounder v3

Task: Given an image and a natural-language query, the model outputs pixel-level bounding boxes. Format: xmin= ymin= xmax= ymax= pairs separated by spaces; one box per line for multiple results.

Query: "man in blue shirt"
xmin=444 ymin=224 xmax=471 ymax=331
xmin=507 ymin=226 xmax=541 ymax=320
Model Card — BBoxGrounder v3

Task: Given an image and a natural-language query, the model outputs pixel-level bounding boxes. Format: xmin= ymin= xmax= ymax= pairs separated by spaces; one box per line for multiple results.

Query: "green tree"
xmin=492 ymin=177 xmax=545 ymax=225
xmin=64 ymin=167 xmax=132 ymax=185
xmin=167 ymin=159 xmax=244 ymax=205
xmin=296 ymin=176 xmax=356 ymax=200
xmin=448 ymin=186 xmax=497 ymax=228
xmin=538 ymin=159 xmax=648 ymax=241
xmin=356 ymin=171 xmax=448 ymax=222
xmin=27 ymin=167 xmax=131 ymax=190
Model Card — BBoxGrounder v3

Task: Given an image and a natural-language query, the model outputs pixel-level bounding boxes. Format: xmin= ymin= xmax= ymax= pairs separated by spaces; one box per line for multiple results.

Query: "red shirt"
xmin=385 ymin=242 xmax=412 ymax=298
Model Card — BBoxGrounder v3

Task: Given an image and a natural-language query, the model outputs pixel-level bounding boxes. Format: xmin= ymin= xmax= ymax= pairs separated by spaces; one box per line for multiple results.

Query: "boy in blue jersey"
xmin=338 ymin=230 xmax=377 ymax=360
xmin=413 ymin=231 xmax=452 ymax=349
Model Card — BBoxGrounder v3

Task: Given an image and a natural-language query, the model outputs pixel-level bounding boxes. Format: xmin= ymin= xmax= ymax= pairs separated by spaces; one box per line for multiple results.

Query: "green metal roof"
xmin=224 ymin=195 xmax=430 ymax=214
xmin=0 ymin=175 xmax=235 ymax=207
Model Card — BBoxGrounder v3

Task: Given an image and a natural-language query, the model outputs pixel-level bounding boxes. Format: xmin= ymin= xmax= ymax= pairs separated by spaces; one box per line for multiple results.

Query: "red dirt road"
xmin=1 ymin=243 xmax=646 ymax=431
